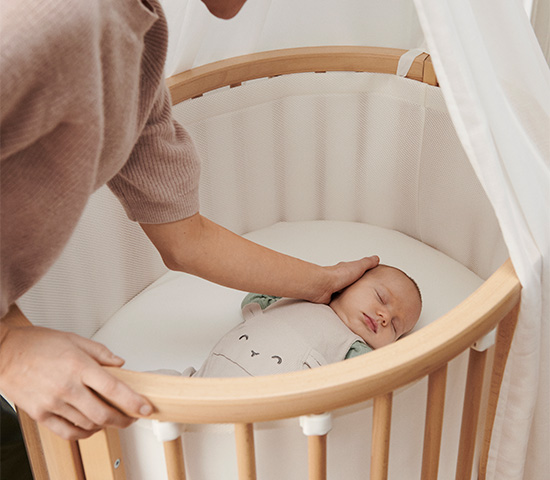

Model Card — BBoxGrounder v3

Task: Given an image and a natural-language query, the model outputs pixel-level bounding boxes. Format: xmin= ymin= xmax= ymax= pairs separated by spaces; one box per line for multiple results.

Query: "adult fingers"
xmin=78 ymin=359 xmax=153 ymax=420
xmin=69 ymin=334 xmax=125 ymax=367
xmin=333 ymin=255 xmax=380 ymax=287
xmin=66 ymin=381 xmax=139 ymax=430
xmin=51 ymin=402 xmax=100 ymax=432
xmin=314 ymin=255 xmax=381 ymax=304
xmin=0 ymin=326 xmax=150 ymax=436
xmin=41 ymin=413 xmax=101 ymax=441
xmin=358 ymin=255 xmax=380 ymax=272
xmin=72 ymin=335 xmax=153 ymax=419
xmin=340 ymin=255 xmax=380 ymax=282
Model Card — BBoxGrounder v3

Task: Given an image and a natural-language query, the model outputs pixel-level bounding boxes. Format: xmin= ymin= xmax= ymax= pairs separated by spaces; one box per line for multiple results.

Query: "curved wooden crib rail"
xmin=166 ymin=45 xmax=438 ymax=105
xmin=107 ymin=260 xmax=520 ymax=424
xmin=12 ymin=47 xmax=519 ymax=480
xmin=13 ymin=261 xmax=520 ymax=480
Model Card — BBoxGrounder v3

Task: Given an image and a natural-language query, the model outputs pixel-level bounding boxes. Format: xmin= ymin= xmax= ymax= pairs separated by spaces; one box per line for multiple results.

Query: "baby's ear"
xmin=242 ymin=302 xmax=262 ymax=320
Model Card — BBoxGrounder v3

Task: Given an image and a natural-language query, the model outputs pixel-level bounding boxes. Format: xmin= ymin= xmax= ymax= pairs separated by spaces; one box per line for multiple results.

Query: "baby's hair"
xmin=372 ymin=264 xmax=422 ymax=306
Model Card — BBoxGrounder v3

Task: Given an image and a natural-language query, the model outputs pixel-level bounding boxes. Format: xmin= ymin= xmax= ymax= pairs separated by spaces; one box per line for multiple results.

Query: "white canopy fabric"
xmin=413 ymin=1 xmax=549 ymax=478
xmin=160 ymin=1 xmax=550 ymax=478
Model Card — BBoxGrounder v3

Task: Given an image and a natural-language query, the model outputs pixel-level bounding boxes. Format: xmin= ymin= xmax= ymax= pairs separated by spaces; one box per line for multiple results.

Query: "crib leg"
xmin=37 ymin=422 xmax=85 ymax=479
xmin=163 ymin=438 xmax=186 ymax=480
xmin=79 ymin=428 xmax=126 ymax=479
xmin=300 ymin=413 xmax=332 ymax=480
xmin=235 ymin=423 xmax=257 ymax=480
xmin=307 ymin=435 xmax=328 ymax=480
xmin=421 ymin=364 xmax=448 ymax=480
xmin=152 ymin=420 xmax=185 ymax=480
xmin=456 ymin=348 xmax=487 ymax=480
xmin=371 ymin=392 xmax=393 ymax=480
xmin=17 ymin=409 xmax=50 ymax=480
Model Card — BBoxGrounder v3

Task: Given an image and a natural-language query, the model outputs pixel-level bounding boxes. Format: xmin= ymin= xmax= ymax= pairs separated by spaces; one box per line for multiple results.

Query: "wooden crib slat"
xmin=371 ymin=392 xmax=393 ymax=480
xmin=17 ymin=409 xmax=50 ymax=480
xmin=421 ymin=364 xmax=448 ymax=480
xmin=79 ymin=428 xmax=126 ymax=480
xmin=455 ymin=348 xmax=488 ymax=480
xmin=235 ymin=423 xmax=257 ymax=480
xmin=308 ymin=434 xmax=328 ymax=480
xmin=37 ymin=423 xmax=85 ymax=480
xmin=163 ymin=437 xmax=186 ymax=480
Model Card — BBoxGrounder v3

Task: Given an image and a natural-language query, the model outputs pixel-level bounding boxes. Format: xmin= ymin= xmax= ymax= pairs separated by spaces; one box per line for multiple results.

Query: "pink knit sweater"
xmin=0 ymin=0 xmax=201 ymax=317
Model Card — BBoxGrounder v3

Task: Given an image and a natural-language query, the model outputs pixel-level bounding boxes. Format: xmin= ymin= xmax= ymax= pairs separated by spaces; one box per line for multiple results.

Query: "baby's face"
xmin=329 ymin=266 xmax=421 ymax=349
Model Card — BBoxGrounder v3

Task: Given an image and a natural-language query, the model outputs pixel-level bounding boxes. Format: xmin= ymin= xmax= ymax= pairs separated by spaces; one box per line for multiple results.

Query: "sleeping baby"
xmin=189 ymin=264 xmax=422 ymax=378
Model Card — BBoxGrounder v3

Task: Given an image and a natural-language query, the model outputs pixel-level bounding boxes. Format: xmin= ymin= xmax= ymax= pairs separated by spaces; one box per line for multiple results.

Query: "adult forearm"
xmin=141 ymin=213 xmax=378 ymax=304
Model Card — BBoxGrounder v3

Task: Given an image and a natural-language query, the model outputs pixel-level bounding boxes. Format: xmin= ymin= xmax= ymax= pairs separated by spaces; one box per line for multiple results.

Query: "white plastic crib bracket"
xmin=152 ymin=420 xmax=183 ymax=442
xmin=472 ymin=327 xmax=497 ymax=352
xmin=299 ymin=413 xmax=333 ymax=437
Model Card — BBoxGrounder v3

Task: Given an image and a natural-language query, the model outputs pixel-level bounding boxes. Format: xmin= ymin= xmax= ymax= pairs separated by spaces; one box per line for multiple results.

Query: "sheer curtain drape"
xmin=159 ymin=1 xmax=550 ymax=477
xmin=413 ymin=1 xmax=549 ymax=478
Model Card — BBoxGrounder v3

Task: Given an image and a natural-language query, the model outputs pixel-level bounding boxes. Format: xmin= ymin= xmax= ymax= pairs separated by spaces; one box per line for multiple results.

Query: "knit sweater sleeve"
xmin=107 ymin=0 xmax=201 ymax=225
xmin=108 ymin=82 xmax=201 ymax=224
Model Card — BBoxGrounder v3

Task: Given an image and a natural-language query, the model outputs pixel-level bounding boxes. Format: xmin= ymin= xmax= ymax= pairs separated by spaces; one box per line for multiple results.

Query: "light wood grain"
xmin=421 ymin=364 xmax=448 ymax=480
xmin=235 ymin=423 xmax=256 ymax=480
xmin=456 ymin=349 xmax=488 ymax=479
xmin=308 ymin=435 xmax=328 ymax=480
xmin=423 ymin=55 xmax=438 ymax=86
xmin=79 ymin=428 xmax=127 ymax=480
xmin=371 ymin=393 xmax=393 ymax=480
xmin=167 ymin=46 xmax=434 ymax=104
xmin=163 ymin=437 xmax=186 ymax=480
xmin=17 ymin=409 xmax=50 ymax=480
xmin=37 ymin=424 xmax=85 ymax=480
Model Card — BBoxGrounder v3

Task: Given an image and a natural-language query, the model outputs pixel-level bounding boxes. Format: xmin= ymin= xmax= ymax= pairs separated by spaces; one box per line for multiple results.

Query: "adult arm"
xmin=141 ymin=213 xmax=379 ymax=304
xmin=0 ymin=305 xmax=153 ymax=441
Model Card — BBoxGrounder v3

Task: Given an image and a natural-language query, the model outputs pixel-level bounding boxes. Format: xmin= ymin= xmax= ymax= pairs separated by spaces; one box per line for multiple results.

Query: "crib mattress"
xmin=92 ymin=220 xmax=484 ymax=479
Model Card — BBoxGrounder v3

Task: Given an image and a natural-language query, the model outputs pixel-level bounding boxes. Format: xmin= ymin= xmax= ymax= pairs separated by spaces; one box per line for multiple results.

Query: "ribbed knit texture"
xmin=0 ymin=0 xmax=201 ymax=317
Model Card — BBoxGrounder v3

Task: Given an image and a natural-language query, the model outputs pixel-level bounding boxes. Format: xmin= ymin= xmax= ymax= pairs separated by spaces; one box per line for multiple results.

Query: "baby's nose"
xmin=377 ymin=312 xmax=390 ymax=327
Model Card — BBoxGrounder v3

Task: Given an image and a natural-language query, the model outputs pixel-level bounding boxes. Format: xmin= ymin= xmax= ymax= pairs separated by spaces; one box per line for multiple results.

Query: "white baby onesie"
xmin=194 ymin=298 xmax=363 ymax=378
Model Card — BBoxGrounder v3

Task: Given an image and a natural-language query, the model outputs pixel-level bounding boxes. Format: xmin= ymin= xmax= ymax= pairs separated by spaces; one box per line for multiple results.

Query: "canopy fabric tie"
xmin=397 ymin=42 xmax=428 ymax=78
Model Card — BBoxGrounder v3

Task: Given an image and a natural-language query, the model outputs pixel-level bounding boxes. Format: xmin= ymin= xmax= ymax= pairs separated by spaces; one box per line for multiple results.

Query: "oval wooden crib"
xmin=11 ymin=47 xmax=521 ymax=480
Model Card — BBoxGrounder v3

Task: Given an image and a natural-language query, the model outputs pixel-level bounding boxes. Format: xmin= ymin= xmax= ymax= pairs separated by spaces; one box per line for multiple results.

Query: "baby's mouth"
xmin=363 ymin=314 xmax=378 ymax=333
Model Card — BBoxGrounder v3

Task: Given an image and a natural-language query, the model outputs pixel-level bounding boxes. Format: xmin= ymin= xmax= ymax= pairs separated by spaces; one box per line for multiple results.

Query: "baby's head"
xmin=329 ymin=264 xmax=422 ymax=349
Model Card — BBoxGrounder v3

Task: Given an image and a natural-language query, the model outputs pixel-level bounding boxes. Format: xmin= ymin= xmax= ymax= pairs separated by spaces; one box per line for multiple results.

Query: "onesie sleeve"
xmin=108 ymin=81 xmax=201 ymax=224
xmin=345 ymin=340 xmax=373 ymax=359
xmin=241 ymin=293 xmax=282 ymax=310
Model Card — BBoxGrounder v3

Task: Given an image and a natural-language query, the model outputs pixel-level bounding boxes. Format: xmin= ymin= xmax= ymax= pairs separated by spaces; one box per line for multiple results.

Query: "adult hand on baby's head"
xmin=0 ymin=321 xmax=153 ymax=440
xmin=311 ymin=255 xmax=380 ymax=304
